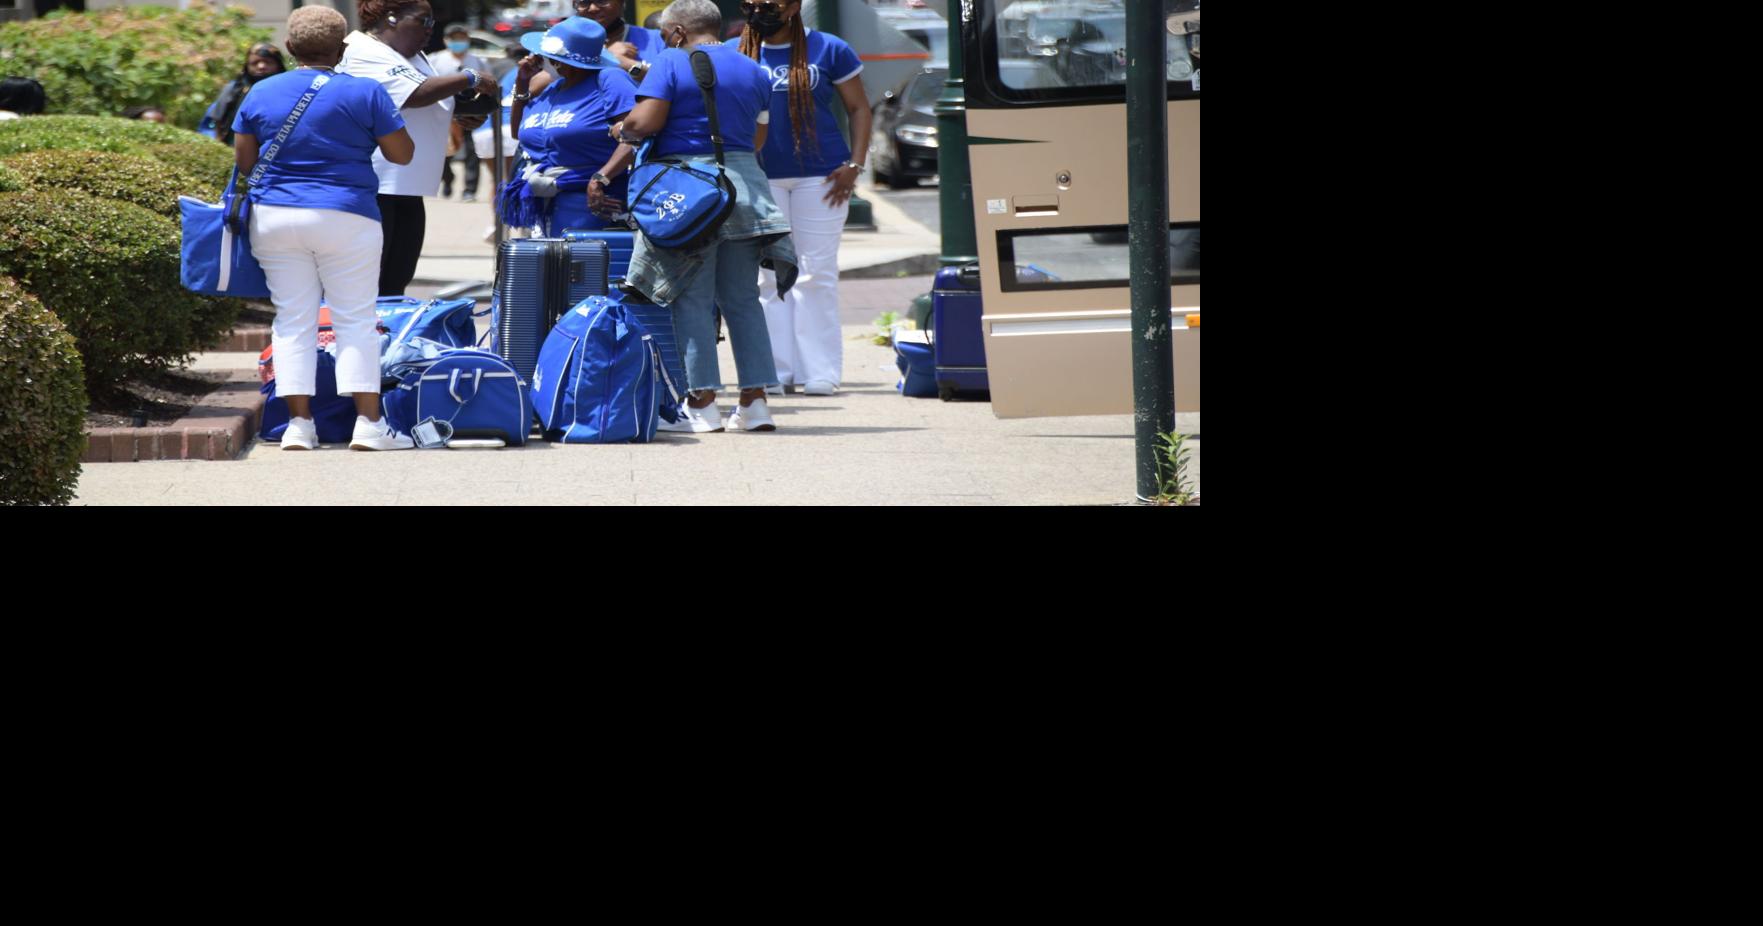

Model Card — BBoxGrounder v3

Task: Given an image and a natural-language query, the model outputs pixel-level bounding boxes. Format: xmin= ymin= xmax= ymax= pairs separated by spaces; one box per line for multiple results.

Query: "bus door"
xmin=966 ymin=0 xmax=1200 ymax=418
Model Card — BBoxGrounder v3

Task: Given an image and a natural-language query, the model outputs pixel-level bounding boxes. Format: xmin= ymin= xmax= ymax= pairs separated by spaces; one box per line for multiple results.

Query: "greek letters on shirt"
xmin=387 ymin=65 xmax=423 ymax=84
xmin=769 ymin=64 xmax=820 ymax=92
xmin=523 ymin=110 xmax=578 ymax=131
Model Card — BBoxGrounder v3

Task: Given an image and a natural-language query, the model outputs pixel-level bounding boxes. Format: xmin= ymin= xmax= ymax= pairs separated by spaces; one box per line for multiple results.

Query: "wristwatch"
xmin=513 ymin=89 xmax=532 ymax=102
xmin=591 ymin=172 xmax=613 ymax=186
xmin=628 ymin=61 xmax=649 ymax=82
xmin=841 ymin=160 xmax=864 ymax=173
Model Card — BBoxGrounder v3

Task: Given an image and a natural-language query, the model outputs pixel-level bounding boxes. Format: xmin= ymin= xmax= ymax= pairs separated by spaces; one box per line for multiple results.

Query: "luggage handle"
xmin=449 ymin=367 xmax=485 ymax=404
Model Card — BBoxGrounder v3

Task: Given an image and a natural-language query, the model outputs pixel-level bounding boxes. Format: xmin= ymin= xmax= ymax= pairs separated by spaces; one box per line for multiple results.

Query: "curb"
xmin=842 ymin=253 xmax=941 ymax=280
xmin=82 ymin=371 xmax=264 ymax=463
xmin=209 ymin=326 xmax=271 ymax=352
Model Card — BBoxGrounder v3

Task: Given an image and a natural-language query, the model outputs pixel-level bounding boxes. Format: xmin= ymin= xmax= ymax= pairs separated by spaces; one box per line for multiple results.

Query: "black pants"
xmin=377 ymin=194 xmax=425 ymax=297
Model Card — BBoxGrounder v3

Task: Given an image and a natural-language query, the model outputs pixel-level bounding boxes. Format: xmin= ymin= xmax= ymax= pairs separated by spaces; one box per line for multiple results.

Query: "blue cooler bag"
xmin=383 ymin=347 xmax=531 ymax=446
xmin=531 ymin=296 xmax=680 ymax=444
xmin=374 ymin=296 xmax=484 ymax=351
xmin=894 ymin=332 xmax=938 ymax=398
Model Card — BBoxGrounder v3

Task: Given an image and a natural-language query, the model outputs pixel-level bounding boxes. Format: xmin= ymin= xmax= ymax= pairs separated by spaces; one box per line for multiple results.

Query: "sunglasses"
xmin=740 ymin=2 xmax=790 ymax=13
xmin=574 ymin=0 xmax=619 ymax=8
xmin=390 ymin=11 xmax=436 ymax=28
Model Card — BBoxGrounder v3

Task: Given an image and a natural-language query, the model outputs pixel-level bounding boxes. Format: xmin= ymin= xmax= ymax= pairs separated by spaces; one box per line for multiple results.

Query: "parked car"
xmin=870 ymin=66 xmax=946 ymax=188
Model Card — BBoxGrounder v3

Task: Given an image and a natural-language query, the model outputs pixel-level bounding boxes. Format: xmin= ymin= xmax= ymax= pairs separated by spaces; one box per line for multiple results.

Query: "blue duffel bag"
xmin=383 ymin=344 xmax=531 ymax=447
xmin=375 ymin=296 xmax=485 ymax=355
xmin=531 ymin=296 xmax=681 ymax=444
xmin=261 ymin=350 xmax=358 ymax=444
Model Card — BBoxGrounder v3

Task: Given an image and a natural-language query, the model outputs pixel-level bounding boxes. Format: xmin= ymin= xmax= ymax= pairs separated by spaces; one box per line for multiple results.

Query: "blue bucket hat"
xmin=520 ymin=16 xmax=622 ymax=71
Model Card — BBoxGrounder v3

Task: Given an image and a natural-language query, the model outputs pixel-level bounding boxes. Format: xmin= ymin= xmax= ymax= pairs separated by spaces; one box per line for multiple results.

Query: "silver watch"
xmin=841 ymin=160 xmax=864 ymax=172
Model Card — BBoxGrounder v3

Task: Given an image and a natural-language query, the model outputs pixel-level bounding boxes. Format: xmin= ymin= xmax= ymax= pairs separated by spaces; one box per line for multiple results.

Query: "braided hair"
xmin=739 ymin=12 xmax=816 ymax=159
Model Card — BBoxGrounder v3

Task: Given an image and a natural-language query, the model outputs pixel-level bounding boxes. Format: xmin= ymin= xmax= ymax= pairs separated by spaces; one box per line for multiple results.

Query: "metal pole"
xmin=1127 ymin=0 xmax=1173 ymax=501
xmin=934 ymin=0 xmax=976 ymax=267
xmin=492 ymin=106 xmax=505 ymax=249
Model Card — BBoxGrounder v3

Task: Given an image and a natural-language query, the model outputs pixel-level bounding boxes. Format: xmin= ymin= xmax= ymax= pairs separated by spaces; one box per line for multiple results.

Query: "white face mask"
xmin=543 ymin=60 xmax=561 ymax=80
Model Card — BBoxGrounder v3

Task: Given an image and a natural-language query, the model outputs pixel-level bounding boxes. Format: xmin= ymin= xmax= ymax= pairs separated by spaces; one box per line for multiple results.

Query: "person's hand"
xmin=588 ymin=182 xmax=625 ymax=216
xmin=455 ymin=114 xmax=488 ymax=131
xmin=824 ymin=163 xmax=861 ymax=207
xmin=608 ymin=42 xmax=641 ymax=68
xmin=517 ymin=55 xmax=544 ymax=90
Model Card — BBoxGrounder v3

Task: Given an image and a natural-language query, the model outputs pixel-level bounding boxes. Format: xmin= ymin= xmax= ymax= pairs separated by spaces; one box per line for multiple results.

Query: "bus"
xmin=963 ymin=0 xmax=1199 ymax=418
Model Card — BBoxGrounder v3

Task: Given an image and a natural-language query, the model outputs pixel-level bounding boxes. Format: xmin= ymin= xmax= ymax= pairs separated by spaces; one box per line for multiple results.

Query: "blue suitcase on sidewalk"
xmin=563 ymin=228 xmax=635 ymax=285
xmin=933 ymin=263 xmax=990 ymax=400
xmin=491 ymin=237 xmax=610 ymax=385
xmin=608 ymin=282 xmax=688 ymax=404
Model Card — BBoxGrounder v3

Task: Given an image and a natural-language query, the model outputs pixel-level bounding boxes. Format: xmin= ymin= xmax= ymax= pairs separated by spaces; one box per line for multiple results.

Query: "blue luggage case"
xmin=563 ymin=228 xmax=635 ymax=284
xmin=607 ymin=283 xmax=688 ymax=404
xmin=491 ymin=237 xmax=610 ymax=384
xmin=932 ymin=263 xmax=990 ymax=400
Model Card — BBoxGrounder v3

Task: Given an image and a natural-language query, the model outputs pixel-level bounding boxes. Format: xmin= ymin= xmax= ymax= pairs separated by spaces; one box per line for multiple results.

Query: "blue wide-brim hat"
xmin=520 ymin=16 xmax=623 ymax=71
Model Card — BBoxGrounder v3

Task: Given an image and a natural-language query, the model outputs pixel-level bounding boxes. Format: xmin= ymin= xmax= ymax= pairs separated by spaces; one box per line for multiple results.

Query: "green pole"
xmin=1126 ymin=0 xmax=1174 ymax=501
xmin=934 ymin=1 xmax=976 ymax=267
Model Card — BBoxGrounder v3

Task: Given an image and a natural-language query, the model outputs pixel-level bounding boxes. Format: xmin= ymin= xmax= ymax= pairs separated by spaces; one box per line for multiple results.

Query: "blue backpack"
xmin=626 ymin=51 xmax=736 ymax=251
xmin=383 ymin=346 xmax=531 ymax=447
xmin=531 ymin=296 xmax=682 ymax=444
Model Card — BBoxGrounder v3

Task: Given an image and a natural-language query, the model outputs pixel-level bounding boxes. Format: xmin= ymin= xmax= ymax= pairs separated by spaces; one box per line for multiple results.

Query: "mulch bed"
xmin=86 ymin=369 xmax=237 ymax=430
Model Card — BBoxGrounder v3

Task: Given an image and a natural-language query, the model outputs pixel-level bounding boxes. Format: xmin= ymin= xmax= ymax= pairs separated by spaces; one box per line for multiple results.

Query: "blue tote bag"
xmin=180 ymin=73 xmax=329 ymax=299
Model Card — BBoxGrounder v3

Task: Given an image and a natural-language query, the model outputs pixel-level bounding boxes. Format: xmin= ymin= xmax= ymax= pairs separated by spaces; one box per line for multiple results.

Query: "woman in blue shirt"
xmin=574 ymin=0 xmax=667 ymax=85
xmin=234 ymin=6 xmax=417 ymax=451
xmin=620 ymin=0 xmax=791 ymax=433
xmin=736 ymin=0 xmax=869 ymax=397
xmin=504 ymin=16 xmax=639 ymax=235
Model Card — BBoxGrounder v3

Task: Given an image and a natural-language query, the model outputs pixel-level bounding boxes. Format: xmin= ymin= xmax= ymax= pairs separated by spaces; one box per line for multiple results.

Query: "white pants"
xmin=250 ymin=205 xmax=384 ymax=398
xmin=761 ymin=175 xmax=848 ymax=387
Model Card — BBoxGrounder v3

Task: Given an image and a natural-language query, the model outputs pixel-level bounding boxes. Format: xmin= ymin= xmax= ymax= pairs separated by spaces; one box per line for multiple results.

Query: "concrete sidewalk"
xmin=70 ymin=193 xmax=1200 ymax=505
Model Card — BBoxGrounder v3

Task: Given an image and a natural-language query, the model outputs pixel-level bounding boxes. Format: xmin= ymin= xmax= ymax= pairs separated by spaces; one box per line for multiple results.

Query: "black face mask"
xmin=747 ymin=10 xmax=789 ymax=36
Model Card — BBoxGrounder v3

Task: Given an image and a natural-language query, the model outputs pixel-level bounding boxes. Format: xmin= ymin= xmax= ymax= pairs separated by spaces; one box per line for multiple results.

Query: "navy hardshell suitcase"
xmin=932 ymin=263 xmax=990 ymax=400
xmin=491 ymin=237 xmax=610 ymax=384
xmin=563 ymin=228 xmax=635 ymax=285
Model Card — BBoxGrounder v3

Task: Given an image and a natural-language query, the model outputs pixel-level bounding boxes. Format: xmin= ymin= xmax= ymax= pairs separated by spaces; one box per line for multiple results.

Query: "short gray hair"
xmin=287 ymin=6 xmax=348 ymax=58
xmin=658 ymin=0 xmax=722 ymax=38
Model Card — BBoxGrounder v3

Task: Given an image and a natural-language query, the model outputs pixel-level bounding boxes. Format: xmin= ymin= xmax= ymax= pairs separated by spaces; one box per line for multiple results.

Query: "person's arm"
xmin=587 ymin=142 xmax=637 ymax=213
xmin=404 ymin=69 xmax=486 ymax=110
xmin=510 ymin=58 xmax=552 ymax=143
xmin=823 ymin=74 xmax=870 ymax=207
xmin=378 ymin=126 xmax=415 ymax=165
xmin=234 ymin=132 xmax=258 ymax=177
xmin=755 ymin=120 xmax=767 ymax=153
xmin=619 ymin=97 xmax=670 ymax=141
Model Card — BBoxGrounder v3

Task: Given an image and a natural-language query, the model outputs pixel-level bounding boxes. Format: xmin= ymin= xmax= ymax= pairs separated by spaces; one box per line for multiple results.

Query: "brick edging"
xmin=208 ymin=326 xmax=271 ymax=353
xmin=83 ymin=371 xmax=265 ymax=463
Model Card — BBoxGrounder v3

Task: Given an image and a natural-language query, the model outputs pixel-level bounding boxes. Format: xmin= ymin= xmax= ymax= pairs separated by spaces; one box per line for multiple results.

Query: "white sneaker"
xmin=803 ymin=381 xmax=838 ymax=396
xmin=727 ymin=398 xmax=777 ymax=432
xmin=658 ymin=400 xmax=724 ymax=433
xmin=281 ymin=416 xmax=318 ymax=451
xmin=349 ymin=416 xmax=414 ymax=451
xmin=764 ymin=384 xmax=784 ymax=396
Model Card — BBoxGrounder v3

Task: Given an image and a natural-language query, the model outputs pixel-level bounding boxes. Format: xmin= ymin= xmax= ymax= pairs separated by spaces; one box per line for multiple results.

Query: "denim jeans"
xmin=672 ymin=234 xmax=778 ymax=393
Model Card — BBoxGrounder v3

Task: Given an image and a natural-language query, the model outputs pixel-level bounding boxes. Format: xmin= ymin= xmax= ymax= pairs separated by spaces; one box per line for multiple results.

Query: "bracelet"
xmin=841 ymin=160 xmax=864 ymax=172
xmin=464 ymin=69 xmax=479 ymax=89
xmin=513 ymin=90 xmax=531 ymax=102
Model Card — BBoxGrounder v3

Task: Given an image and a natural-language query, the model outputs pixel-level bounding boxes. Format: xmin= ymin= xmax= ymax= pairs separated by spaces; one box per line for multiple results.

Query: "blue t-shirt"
xmin=232 ymin=71 xmax=404 ymax=222
xmin=519 ymin=68 xmax=638 ymax=195
xmin=733 ymin=30 xmax=863 ymax=178
xmin=637 ymin=44 xmax=772 ymax=159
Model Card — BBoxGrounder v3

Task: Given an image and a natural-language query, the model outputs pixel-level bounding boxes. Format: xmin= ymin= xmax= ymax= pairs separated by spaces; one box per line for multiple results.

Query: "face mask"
xmin=747 ymin=10 xmax=788 ymax=35
xmin=447 ymin=40 xmax=470 ymax=53
xmin=543 ymin=61 xmax=561 ymax=80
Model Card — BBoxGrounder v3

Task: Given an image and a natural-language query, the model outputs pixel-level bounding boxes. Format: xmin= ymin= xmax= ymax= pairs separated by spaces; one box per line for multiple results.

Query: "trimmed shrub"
xmin=0 ymin=276 xmax=86 ymax=507
xmin=0 ymin=162 xmax=20 ymax=193
xmin=1 ymin=149 xmax=218 ymax=217
xmin=143 ymin=141 xmax=236 ymax=194
xmin=0 ymin=114 xmax=211 ymax=158
xmin=0 ymin=5 xmax=272 ymax=130
xmin=0 ymin=191 xmax=240 ymax=393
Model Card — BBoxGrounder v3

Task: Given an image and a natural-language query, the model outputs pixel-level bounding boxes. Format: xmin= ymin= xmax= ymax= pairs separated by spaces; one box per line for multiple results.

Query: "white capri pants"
xmin=249 ymin=204 xmax=384 ymax=398
xmin=760 ymin=175 xmax=849 ymax=388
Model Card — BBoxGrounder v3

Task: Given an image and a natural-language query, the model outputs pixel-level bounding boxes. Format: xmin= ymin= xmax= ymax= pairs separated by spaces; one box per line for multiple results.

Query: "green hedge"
xmin=0 ymin=114 xmax=215 ymax=158
xmin=0 ymin=163 xmax=20 ymax=193
xmin=0 ymin=191 xmax=240 ymax=394
xmin=0 ymin=5 xmax=272 ymax=130
xmin=143 ymin=141 xmax=236 ymax=193
xmin=0 ymin=276 xmax=86 ymax=507
xmin=1 ymin=150 xmax=219 ymax=217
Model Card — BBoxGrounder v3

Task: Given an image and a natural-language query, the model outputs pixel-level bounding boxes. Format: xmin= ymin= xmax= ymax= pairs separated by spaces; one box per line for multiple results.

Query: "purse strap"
xmin=230 ymin=72 xmax=330 ymax=227
xmin=688 ymin=49 xmax=724 ymax=167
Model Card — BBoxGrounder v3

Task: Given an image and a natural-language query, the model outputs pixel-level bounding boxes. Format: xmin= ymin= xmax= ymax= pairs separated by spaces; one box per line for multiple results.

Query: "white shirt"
xmin=341 ymin=30 xmax=454 ymax=197
xmin=432 ymin=50 xmax=488 ymax=77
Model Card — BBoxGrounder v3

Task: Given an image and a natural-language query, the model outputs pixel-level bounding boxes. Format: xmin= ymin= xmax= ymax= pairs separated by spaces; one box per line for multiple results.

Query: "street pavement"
xmin=71 ymin=182 xmax=1199 ymax=505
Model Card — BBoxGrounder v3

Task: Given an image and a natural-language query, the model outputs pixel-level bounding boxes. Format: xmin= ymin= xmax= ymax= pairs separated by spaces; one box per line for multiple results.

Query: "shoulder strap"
xmin=689 ymin=49 xmax=724 ymax=166
xmin=233 ymin=72 xmax=329 ymax=228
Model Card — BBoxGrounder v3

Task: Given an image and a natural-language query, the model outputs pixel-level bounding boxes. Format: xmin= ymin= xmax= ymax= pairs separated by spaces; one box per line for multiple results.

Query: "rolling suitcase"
xmin=932 ymin=263 xmax=990 ymax=400
xmin=490 ymin=237 xmax=610 ymax=383
xmin=563 ymin=227 xmax=636 ymax=284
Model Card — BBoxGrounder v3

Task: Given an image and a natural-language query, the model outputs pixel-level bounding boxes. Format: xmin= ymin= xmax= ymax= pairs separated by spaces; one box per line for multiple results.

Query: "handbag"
xmin=626 ymin=50 xmax=737 ymax=251
xmin=180 ymin=73 xmax=330 ymax=298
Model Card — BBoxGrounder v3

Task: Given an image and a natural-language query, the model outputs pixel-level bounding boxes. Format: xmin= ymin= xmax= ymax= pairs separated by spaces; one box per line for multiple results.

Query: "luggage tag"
xmin=411 ymin=417 xmax=455 ymax=449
